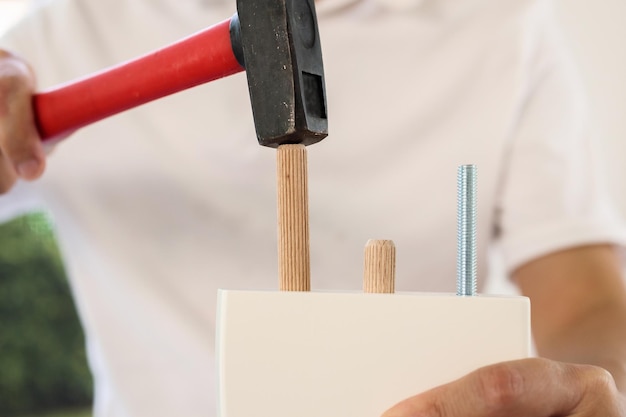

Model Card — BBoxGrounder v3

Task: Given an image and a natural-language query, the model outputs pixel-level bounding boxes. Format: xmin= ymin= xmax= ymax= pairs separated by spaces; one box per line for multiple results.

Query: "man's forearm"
xmin=535 ymin=298 xmax=626 ymax=392
xmin=513 ymin=244 xmax=626 ymax=393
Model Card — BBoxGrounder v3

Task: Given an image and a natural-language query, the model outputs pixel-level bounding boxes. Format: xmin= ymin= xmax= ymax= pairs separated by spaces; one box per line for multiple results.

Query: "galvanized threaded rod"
xmin=457 ymin=164 xmax=477 ymax=296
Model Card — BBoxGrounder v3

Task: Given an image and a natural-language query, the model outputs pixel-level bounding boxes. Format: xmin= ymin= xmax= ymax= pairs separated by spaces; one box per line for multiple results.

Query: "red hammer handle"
xmin=33 ymin=18 xmax=244 ymax=141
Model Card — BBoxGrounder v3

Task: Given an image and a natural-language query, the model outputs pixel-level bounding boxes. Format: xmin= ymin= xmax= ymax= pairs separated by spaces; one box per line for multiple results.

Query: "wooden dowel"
xmin=277 ymin=144 xmax=310 ymax=291
xmin=363 ymin=239 xmax=396 ymax=293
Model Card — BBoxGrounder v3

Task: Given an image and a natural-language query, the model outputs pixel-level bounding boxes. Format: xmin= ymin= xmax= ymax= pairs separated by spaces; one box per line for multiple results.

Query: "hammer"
xmin=34 ymin=0 xmax=328 ymax=148
xmin=33 ymin=0 xmax=324 ymax=291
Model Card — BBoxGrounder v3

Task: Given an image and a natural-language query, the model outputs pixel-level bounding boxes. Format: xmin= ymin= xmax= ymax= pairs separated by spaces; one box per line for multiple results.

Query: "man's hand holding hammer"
xmin=0 ymin=50 xmax=43 ymax=192
xmin=0 ymin=0 xmax=329 ymax=194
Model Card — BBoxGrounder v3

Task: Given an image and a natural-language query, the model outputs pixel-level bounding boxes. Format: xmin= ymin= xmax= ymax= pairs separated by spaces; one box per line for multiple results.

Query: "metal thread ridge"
xmin=457 ymin=164 xmax=477 ymax=296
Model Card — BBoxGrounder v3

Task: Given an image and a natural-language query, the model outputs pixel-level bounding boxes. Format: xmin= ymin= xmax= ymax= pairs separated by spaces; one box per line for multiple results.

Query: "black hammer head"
xmin=231 ymin=0 xmax=328 ymax=148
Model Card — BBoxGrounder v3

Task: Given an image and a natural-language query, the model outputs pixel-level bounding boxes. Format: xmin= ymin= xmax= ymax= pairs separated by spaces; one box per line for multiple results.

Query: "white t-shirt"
xmin=2 ymin=0 xmax=625 ymax=415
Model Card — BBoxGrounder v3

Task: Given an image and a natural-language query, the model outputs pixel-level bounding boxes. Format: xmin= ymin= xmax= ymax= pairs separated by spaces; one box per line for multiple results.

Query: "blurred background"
xmin=0 ymin=0 xmax=625 ymax=416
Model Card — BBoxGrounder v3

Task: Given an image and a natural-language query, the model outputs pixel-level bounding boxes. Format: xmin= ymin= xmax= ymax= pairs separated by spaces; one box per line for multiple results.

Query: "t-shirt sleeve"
xmin=496 ymin=3 xmax=626 ymax=274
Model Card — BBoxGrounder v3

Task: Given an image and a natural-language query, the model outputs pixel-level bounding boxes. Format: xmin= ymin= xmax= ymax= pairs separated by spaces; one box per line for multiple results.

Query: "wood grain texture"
xmin=363 ymin=240 xmax=396 ymax=294
xmin=277 ymin=144 xmax=310 ymax=291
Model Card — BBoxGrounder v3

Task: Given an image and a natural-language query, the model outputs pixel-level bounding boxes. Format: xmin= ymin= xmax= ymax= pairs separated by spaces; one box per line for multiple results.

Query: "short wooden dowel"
xmin=363 ymin=239 xmax=396 ymax=294
xmin=277 ymin=144 xmax=311 ymax=291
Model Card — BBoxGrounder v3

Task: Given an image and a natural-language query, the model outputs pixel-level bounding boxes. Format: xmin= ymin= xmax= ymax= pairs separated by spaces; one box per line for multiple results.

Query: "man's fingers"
xmin=0 ymin=51 xmax=44 ymax=182
xmin=450 ymin=359 xmax=579 ymax=416
xmin=0 ymin=151 xmax=18 ymax=193
xmin=382 ymin=358 xmax=622 ymax=417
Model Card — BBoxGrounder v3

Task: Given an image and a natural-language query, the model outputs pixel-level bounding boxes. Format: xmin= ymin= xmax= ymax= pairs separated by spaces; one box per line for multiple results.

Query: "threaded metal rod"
xmin=457 ymin=164 xmax=477 ymax=296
